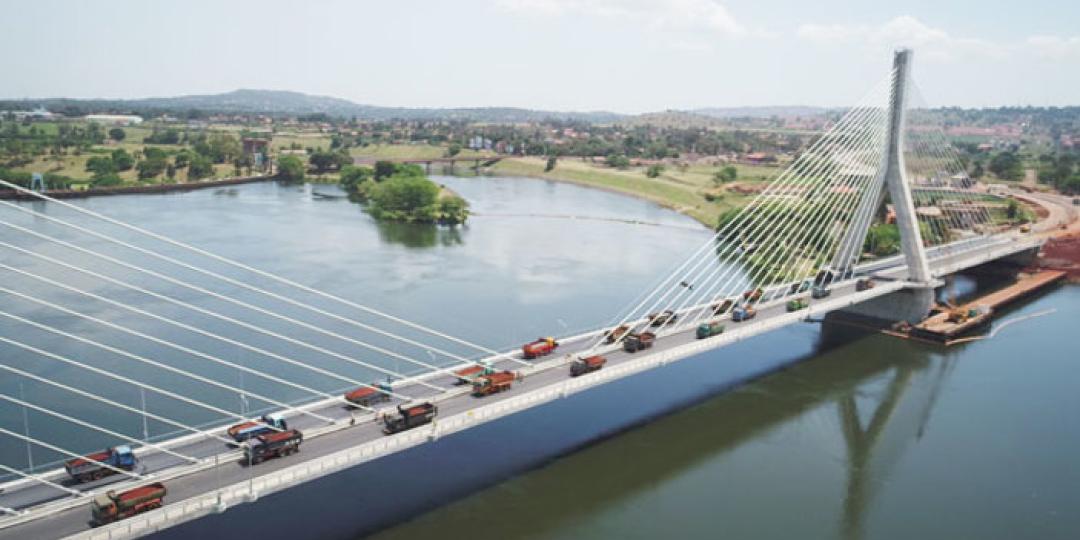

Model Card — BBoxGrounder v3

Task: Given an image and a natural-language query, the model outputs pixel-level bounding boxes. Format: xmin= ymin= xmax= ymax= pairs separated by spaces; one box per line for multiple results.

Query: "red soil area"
xmin=1039 ymin=233 xmax=1080 ymax=280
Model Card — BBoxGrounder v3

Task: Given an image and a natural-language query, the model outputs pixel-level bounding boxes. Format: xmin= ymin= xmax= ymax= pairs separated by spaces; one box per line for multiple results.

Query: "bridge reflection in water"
xmin=351 ymin=324 xmax=956 ymax=540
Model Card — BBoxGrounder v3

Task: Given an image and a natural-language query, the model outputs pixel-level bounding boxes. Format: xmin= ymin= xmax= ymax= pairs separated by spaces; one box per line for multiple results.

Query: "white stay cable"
xmin=0 ymin=179 xmax=497 ymax=357
xmin=0 ymin=393 xmax=198 ymax=464
xmin=0 ymin=304 xmax=339 ymax=424
xmin=0 ymin=226 xmax=453 ymax=391
xmin=0 ymin=363 xmax=238 ymax=448
xmin=0 ymin=260 xmax=410 ymax=404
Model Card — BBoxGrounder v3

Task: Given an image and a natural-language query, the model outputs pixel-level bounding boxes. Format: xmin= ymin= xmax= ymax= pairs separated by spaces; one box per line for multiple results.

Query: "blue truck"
xmin=65 ymin=446 xmax=138 ymax=483
xmin=226 ymin=413 xmax=288 ymax=443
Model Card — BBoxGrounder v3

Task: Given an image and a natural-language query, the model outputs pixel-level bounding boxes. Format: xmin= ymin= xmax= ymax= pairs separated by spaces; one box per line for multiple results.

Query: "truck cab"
xmin=226 ymin=413 xmax=288 ymax=443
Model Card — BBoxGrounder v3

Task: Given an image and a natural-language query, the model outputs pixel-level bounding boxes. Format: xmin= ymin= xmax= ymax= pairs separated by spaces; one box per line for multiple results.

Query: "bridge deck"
xmin=0 ymin=233 xmax=1042 ymax=540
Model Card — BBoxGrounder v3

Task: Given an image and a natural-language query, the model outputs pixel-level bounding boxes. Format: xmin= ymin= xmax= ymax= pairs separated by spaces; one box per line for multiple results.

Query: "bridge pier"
xmin=837 ymin=286 xmax=936 ymax=325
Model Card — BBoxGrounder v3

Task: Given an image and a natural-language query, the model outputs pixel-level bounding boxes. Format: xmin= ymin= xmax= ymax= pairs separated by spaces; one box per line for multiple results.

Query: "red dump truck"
xmin=383 ymin=402 xmax=438 ymax=435
xmin=604 ymin=325 xmax=630 ymax=344
xmin=245 ymin=429 xmax=303 ymax=465
xmin=472 ymin=371 xmax=519 ymax=397
xmin=343 ymin=383 xmax=392 ymax=408
xmin=570 ymin=355 xmax=606 ymax=376
xmin=648 ymin=310 xmax=678 ymax=327
xmin=522 ymin=337 xmax=558 ymax=359
xmin=90 ymin=483 xmax=166 ymax=527
xmin=65 ymin=446 xmax=137 ymax=484
xmin=226 ymin=413 xmax=287 ymax=444
xmin=623 ymin=332 xmax=656 ymax=353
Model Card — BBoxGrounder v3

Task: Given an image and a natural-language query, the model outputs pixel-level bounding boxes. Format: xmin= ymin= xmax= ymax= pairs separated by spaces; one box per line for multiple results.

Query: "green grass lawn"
xmin=490 ymin=157 xmax=774 ymax=226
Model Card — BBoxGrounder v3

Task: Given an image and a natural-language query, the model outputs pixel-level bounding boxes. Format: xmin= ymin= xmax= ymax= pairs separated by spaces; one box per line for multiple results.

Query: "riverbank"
xmin=489 ymin=157 xmax=774 ymax=227
xmin=0 ymin=173 xmax=273 ymax=200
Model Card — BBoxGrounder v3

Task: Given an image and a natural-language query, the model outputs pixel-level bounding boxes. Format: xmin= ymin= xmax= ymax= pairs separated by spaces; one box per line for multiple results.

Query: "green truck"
xmin=786 ymin=298 xmax=808 ymax=312
xmin=695 ymin=321 xmax=725 ymax=339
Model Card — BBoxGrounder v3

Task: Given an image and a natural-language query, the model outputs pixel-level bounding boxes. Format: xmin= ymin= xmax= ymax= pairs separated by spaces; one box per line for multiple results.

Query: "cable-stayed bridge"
xmin=0 ymin=50 xmax=1045 ymax=539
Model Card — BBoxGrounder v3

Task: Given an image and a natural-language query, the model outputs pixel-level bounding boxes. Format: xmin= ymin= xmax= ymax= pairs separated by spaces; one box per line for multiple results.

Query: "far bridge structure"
xmin=352 ymin=156 xmax=504 ymax=174
xmin=0 ymin=50 xmax=1047 ymax=540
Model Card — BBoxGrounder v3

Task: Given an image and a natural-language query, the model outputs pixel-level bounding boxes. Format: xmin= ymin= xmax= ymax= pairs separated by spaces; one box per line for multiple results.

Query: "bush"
xmin=276 ymin=155 xmax=305 ymax=183
xmin=646 ymin=164 xmax=664 ymax=178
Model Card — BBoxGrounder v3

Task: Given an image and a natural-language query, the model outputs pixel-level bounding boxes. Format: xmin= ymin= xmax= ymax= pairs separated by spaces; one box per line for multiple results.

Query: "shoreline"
xmin=480 ymin=159 xmax=718 ymax=229
xmin=0 ymin=174 xmax=274 ymax=201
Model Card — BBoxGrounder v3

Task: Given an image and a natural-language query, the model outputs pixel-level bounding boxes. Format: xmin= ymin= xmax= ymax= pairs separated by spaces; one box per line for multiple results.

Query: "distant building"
xmin=84 ymin=114 xmax=143 ymax=125
xmin=2 ymin=107 xmax=56 ymax=120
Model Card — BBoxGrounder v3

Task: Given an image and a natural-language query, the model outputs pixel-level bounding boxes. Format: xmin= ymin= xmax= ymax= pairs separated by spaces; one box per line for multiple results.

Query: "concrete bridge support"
xmin=840 ymin=49 xmax=935 ymax=324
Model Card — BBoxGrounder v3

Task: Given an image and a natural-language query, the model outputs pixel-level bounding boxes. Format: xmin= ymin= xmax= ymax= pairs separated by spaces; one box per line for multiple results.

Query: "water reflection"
xmin=374 ymin=221 xmax=465 ymax=249
xmin=371 ymin=326 xmax=954 ymax=540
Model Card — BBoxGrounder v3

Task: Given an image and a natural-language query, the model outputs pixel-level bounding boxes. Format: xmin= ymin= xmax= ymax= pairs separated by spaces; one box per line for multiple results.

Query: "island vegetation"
xmin=338 ymin=161 xmax=469 ymax=225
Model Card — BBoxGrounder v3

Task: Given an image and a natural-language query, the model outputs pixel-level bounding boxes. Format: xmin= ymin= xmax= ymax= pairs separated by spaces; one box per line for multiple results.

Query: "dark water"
xmin=369 ymin=282 xmax=1080 ymax=540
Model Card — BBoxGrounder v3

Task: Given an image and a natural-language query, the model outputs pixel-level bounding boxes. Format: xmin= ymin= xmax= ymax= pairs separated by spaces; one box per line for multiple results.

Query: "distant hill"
xmin=0 ymin=89 xmax=625 ymax=123
xmin=689 ymin=106 xmax=828 ymax=119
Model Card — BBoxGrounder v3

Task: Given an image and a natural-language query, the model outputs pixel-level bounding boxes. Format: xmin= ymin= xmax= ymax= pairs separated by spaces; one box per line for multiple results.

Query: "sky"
xmin=2 ymin=0 xmax=1078 ymax=113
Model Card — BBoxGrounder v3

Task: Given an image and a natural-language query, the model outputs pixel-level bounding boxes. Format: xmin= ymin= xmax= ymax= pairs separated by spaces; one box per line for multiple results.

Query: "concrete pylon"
xmin=835 ymin=49 xmax=936 ymax=324
xmin=882 ymin=49 xmax=933 ymax=284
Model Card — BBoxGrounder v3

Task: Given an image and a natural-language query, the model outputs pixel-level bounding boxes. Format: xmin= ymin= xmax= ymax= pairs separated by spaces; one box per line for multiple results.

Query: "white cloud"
xmin=496 ymin=0 xmax=754 ymax=40
xmin=1026 ymin=35 xmax=1080 ymax=59
xmin=796 ymin=16 xmax=1002 ymax=62
xmin=797 ymin=15 xmax=1080 ymax=65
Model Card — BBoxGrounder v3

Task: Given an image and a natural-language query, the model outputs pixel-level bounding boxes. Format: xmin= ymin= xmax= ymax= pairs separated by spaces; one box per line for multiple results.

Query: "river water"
xmin=1 ymin=176 xmax=1077 ymax=539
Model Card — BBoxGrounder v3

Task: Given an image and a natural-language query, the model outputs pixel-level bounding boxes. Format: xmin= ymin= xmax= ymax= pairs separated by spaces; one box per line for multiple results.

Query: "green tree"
xmin=988 ymin=151 xmax=1023 ymax=181
xmin=276 ymin=155 xmax=305 ymax=183
xmin=545 ymin=156 xmax=557 ymax=172
xmin=713 ymin=165 xmax=737 ymax=184
xmin=111 ymin=149 xmax=135 ymax=171
xmin=367 ymin=175 xmax=440 ymax=222
xmin=447 ymin=143 xmax=462 ymax=157
xmin=606 ymin=153 xmax=630 ymax=169
xmin=85 ymin=156 xmax=116 ymax=177
xmin=339 ymin=165 xmax=373 ymax=192
xmin=436 ymin=195 xmax=470 ymax=224
xmin=136 ymin=156 xmax=167 ymax=179
xmin=646 ymin=164 xmax=664 ymax=178
xmin=374 ymin=160 xmax=397 ymax=181
xmin=108 ymin=128 xmax=126 ymax=142
xmin=188 ymin=155 xmax=213 ymax=180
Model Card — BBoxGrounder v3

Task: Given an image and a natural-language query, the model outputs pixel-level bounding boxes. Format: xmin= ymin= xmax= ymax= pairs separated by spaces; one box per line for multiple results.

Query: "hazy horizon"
xmin=2 ymin=0 xmax=1078 ymax=113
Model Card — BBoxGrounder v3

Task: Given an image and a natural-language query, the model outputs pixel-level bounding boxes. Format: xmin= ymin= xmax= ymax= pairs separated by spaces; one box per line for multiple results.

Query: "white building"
xmin=84 ymin=114 xmax=144 ymax=126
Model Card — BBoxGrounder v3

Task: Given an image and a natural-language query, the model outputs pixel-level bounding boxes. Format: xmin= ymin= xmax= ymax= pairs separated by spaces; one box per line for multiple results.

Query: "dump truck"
xmin=855 ymin=278 xmax=875 ymax=291
xmin=811 ymin=285 xmax=832 ymax=299
xmin=623 ymin=331 xmax=656 ymax=353
xmin=786 ymin=298 xmax=808 ymax=312
xmin=604 ymin=325 xmax=630 ymax=344
xmin=743 ymin=288 xmax=763 ymax=302
xmin=712 ymin=299 xmax=735 ymax=315
xmin=648 ymin=310 xmax=678 ymax=327
xmin=65 ymin=446 xmax=137 ymax=484
xmin=90 ymin=483 xmax=166 ymax=527
xmin=696 ymin=321 xmax=725 ymax=339
xmin=522 ymin=337 xmax=558 ymax=359
xmin=472 ymin=370 xmax=519 ymax=397
xmin=344 ymin=382 xmax=393 ymax=408
xmin=453 ymin=364 xmax=494 ymax=385
xmin=245 ymin=429 xmax=303 ymax=465
xmin=732 ymin=306 xmax=757 ymax=322
xmin=570 ymin=355 xmax=606 ymax=377
xmin=226 ymin=413 xmax=287 ymax=443
xmin=382 ymin=402 xmax=438 ymax=435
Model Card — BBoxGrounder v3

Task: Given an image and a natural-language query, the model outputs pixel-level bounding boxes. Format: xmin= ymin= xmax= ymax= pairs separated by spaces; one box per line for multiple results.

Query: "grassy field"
xmin=490 ymin=157 xmax=781 ymax=226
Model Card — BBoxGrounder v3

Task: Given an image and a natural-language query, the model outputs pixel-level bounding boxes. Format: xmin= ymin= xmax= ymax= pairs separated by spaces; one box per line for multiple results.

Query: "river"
xmin=1 ymin=176 xmax=1077 ymax=540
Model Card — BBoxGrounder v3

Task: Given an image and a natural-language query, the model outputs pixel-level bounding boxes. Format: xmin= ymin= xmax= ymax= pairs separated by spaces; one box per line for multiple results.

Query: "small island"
xmin=326 ymin=159 xmax=469 ymax=225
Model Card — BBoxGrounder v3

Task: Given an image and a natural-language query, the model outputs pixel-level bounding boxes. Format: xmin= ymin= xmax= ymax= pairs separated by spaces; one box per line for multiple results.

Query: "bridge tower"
xmin=836 ymin=49 xmax=937 ymax=324
xmin=881 ymin=49 xmax=933 ymax=284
